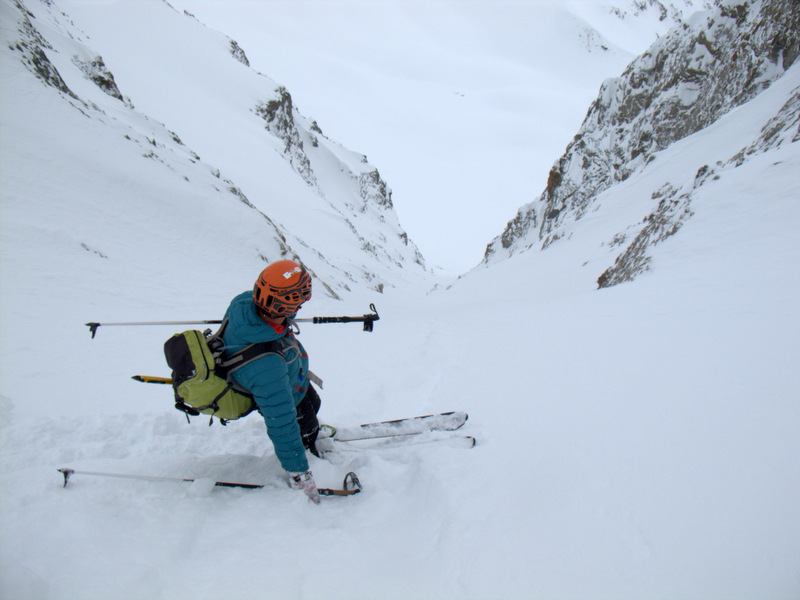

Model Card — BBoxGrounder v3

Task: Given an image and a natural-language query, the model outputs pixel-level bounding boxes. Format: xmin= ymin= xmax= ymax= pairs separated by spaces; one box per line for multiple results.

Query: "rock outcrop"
xmin=484 ymin=0 xmax=799 ymax=286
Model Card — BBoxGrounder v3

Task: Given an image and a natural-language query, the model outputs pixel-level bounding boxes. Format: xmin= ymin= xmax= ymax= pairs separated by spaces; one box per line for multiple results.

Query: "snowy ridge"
xmin=3 ymin=0 xmax=430 ymax=300
xmin=484 ymin=0 xmax=799 ymax=285
xmin=563 ymin=1 xmax=718 ymax=67
xmin=603 ymin=0 xmax=717 ymax=25
xmin=598 ymin=74 xmax=800 ymax=286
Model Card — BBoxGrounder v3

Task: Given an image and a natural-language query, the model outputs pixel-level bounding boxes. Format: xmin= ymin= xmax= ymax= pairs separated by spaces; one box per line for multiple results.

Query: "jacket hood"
xmin=225 ymin=291 xmax=283 ymax=344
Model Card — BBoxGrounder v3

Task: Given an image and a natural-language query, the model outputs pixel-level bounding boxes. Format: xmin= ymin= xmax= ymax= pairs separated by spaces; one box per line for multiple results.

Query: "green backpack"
xmin=164 ymin=320 xmax=282 ymax=424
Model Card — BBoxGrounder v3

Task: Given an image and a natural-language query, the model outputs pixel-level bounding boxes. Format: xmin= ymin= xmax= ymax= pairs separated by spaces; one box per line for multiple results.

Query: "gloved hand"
xmin=289 ymin=470 xmax=321 ymax=504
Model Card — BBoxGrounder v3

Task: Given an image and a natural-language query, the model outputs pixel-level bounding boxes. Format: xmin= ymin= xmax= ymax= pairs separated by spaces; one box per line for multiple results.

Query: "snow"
xmin=1 ymin=1 xmax=799 ymax=599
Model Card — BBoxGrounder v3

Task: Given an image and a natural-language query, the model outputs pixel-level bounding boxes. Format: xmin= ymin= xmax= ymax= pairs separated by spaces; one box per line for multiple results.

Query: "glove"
xmin=289 ymin=470 xmax=321 ymax=504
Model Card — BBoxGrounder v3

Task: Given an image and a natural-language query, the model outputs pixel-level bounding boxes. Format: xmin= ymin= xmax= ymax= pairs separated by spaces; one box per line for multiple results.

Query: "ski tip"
xmin=318 ymin=424 xmax=337 ymax=439
xmin=454 ymin=435 xmax=476 ymax=449
xmin=450 ymin=411 xmax=468 ymax=431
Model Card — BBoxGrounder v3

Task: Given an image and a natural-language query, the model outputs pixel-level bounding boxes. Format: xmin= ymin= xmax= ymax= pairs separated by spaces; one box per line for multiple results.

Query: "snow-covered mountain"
xmin=2 ymin=0 xmax=430 ymax=305
xmin=484 ymin=0 xmax=798 ymax=287
xmin=171 ymin=0 xmax=716 ymax=273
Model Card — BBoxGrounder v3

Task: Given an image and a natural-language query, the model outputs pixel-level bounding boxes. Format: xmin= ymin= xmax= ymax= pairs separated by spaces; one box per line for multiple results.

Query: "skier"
xmin=221 ymin=259 xmax=323 ymax=503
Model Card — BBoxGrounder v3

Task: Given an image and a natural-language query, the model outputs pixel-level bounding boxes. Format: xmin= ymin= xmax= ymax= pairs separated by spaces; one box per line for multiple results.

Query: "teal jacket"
xmin=222 ymin=291 xmax=310 ymax=473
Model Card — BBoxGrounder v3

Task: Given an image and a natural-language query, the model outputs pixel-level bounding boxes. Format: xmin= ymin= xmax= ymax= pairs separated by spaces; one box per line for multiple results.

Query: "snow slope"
xmin=1 ymin=2 xmax=799 ymax=600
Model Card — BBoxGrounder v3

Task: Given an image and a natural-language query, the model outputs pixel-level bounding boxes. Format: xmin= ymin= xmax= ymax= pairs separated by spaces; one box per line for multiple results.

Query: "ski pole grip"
xmin=309 ymin=304 xmax=379 ymax=332
xmin=312 ymin=316 xmax=350 ymax=324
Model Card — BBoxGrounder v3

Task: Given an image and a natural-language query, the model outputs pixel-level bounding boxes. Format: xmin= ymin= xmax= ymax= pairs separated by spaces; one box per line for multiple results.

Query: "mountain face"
xmin=2 ymin=0 xmax=430 ymax=303
xmin=484 ymin=0 xmax=799 ymax=286
xmin=605 ymin=0 xmax=717 ymax=25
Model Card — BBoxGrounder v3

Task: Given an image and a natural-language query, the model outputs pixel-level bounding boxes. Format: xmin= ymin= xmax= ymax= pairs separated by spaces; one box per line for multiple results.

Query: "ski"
xmin=333 ymin=434 xmax=476 ymax=450
xmin=328 ymin=411 xmax=468 ymax=442
xmin=57 ymin=468 xmax=362 ymax=497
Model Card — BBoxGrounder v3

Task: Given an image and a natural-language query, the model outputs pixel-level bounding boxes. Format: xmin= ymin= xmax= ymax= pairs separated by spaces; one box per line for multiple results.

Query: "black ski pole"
xmin=86 ymin=304 xmax=379 ymax=337
xmin=310 ymin=303 xmax=380 ymax=332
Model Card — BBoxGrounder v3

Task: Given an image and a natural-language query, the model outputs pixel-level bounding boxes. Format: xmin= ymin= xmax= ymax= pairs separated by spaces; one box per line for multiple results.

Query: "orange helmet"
xmin=253 ymin=260 xmax=312 ymax=318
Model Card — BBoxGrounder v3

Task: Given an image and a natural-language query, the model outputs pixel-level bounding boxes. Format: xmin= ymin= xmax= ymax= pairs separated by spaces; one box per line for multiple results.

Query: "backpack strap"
xmin=218 ymin=340 xmax=284 ymax=373
xmin=207 ymin=317 xmax=285 ymax=383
